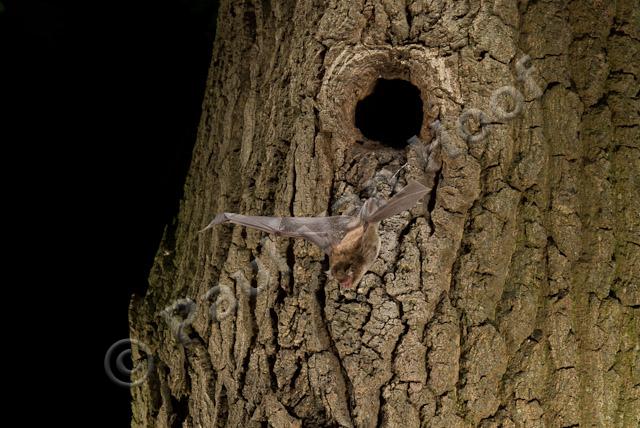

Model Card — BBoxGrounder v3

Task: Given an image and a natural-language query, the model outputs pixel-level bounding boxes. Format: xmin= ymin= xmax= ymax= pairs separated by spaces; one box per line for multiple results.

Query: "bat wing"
xmin=361 ymin=180 xmax=430 ymax=223
xmin=202 ymin=213 xmax=358 ymax=255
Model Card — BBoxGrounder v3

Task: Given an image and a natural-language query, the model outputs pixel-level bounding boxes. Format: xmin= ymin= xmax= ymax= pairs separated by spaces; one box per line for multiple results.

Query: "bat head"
xmin=329 ymin=257 xmax=367 ymax=289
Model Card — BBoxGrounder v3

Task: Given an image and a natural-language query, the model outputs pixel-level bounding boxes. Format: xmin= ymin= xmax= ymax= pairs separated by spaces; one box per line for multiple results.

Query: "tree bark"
xmin=129 ymin=0 xmax=639 ymax=426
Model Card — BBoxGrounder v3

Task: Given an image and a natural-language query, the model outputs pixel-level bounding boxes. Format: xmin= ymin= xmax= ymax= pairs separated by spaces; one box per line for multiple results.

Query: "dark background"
xmin=4 ymin=0 xmax=219 ymax=424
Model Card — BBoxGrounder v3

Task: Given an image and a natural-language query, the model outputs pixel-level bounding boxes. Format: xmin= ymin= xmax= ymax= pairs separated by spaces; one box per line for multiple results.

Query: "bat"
xmin=202 ymin=180 xmax=430 ymax=289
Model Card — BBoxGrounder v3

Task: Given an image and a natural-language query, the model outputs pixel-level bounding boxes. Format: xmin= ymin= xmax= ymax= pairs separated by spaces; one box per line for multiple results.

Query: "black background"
xmin=4 ymin=0 xmax=219 ymax=424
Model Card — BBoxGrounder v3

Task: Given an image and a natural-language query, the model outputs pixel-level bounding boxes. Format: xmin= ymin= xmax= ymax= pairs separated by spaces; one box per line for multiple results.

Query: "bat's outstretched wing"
xmin=201 ymin=213 xmax=358 ymax=255
xmin=361 ymin=180 xmax=430 ymax=223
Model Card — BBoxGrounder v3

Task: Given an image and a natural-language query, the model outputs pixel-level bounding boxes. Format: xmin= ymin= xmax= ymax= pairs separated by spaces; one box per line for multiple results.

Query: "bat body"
xmin=328 ymin=222 xmax=380 ymax=288
xmin=203 ymin=180 xmax=430 ymax=289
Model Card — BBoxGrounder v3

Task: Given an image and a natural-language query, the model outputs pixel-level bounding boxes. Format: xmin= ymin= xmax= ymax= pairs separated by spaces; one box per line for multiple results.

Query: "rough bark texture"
xmin=129 ymin=0 xmax=639 ymax=427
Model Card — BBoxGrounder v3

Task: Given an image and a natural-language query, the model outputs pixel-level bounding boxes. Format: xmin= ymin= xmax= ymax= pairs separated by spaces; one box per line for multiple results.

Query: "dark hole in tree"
xmin=355 ymin=79 xmax=423 ymax=149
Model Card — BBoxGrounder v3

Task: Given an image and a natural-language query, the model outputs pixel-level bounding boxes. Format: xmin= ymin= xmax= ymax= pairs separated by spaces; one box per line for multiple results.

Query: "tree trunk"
xmin=129 ymin=0 xmax=639 ymax=426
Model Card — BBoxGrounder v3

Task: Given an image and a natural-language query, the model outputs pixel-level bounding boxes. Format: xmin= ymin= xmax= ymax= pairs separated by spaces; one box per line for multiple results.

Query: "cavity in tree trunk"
xmin=129 ymin=1 xmax=639 ymax=427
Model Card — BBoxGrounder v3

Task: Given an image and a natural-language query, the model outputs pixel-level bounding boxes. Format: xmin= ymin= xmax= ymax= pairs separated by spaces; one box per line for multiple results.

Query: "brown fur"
xmin=329 ymin=223 xmax=380 ymax=289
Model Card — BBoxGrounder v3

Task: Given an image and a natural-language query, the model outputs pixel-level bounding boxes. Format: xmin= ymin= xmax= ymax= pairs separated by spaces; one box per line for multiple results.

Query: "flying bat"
xmin=202 ymin=180 xmax=430 ymax=289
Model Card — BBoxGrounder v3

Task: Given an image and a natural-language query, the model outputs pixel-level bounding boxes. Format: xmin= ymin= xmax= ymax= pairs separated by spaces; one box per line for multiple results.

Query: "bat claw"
xmin=198 ymin=225 xmax=212 ymax=233
xmin=200 ymin=213 xmax=229 ymax=233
